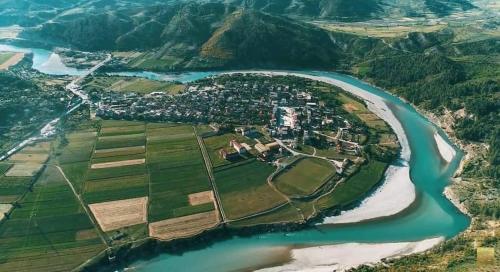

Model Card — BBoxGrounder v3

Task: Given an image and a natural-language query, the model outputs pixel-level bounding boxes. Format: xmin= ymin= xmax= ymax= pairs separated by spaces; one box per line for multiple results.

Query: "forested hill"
xmin=357 ymin=35 xmax=500 ymax=180
xmin=23 ymin=2 xmax=386 ymax=70
xmin=0 ymin=0 xmax=477 ymax=27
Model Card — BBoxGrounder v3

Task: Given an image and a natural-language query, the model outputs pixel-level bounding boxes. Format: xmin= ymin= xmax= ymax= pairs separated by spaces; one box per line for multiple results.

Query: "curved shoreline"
xmin=0 ymin=46 xmax=470 ymax=270
xmin=224 ymin=71 xmax=416 ymax=224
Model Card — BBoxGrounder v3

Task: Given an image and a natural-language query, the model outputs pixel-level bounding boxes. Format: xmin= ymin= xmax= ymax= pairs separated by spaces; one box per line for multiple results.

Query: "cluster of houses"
xmin=219 ymin=138 xmax=281 ymax=161
xmin=90 ymin=75 xmax=364 ymax=156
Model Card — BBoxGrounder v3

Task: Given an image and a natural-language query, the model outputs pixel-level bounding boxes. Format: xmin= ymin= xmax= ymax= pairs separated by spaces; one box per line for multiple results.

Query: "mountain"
xmin=24 ymin=2 xmax=385 ymax=70
xmin=0 ymin=0 xmax=478 ymax=27
xmin=226 ymin=0 xmax=383 ymax=21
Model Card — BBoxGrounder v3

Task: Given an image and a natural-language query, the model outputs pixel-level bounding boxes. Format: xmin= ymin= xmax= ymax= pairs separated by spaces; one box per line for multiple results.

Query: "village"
xmin=91 ymin=74 xmax=364 ymax=165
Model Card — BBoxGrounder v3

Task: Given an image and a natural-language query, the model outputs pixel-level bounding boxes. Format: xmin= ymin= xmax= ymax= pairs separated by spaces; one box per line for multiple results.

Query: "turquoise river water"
xmin=0 ymin=45 xmax=471 ymax=271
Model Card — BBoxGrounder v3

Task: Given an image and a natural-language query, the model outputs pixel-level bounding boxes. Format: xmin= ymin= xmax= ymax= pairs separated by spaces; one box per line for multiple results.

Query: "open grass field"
xmin=229 ymin=203 xmax=302 ymax=227
xmin=338 ymin=93 xmax=390 ymax=132
xmin=317 ymin=160 xmax=388 ymax=209
xmin=214 ymin=160 xmax=286 ymax=220
xmin=147 ymin=125 xmax=214 ymax=222
xmin=273 ymin=158 xmax=336 ymax=197
xmin=0 ymin=166 xmax=105 ymax=272
xmin=5 ymin=163 xmax=43 ymax=177
xmin=84 ymin=76 xmax=185 ymax=94
xmin=58 ymin=130 xmax=97 ymax=164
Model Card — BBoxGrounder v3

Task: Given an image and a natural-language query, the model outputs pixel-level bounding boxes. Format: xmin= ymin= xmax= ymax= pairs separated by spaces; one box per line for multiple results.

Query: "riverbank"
xmin=410 ymin=106 xmax=473 ymax=216
xmin=257 ymin=237 xmax=445 ymax=272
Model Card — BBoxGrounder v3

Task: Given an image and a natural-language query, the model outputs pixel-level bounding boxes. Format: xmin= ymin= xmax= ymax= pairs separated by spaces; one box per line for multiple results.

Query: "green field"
xmin=0 ymin=175 xmax=32 ymax=203
xmin=317 ymin=160 xmax=388 ymax=209
xmin=95 ymin=133 xmax=146 ymax=150
xmin=229 ymin=203 xmax=302 ymax=227
xmin=0 ymin=166 xmax=105 ymax=272
xmin=147 ymin=125 xmax=214 ymax=222
xmin=274 ymin=158 xmax=336 ymax=197
xmin=214 ymin=160 xmax=286 ymax=220
xmin=57 ymin=130 xmax=97 ymax=164
xmin=84 ymin=76 xmax=185 ymax=94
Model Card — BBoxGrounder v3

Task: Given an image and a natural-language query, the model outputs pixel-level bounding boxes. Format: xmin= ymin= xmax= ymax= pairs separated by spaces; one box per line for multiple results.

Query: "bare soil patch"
xmin=75 ymin=229 xmax=99 ymax=241
xmin=149 ymin=210 xmax=219 ymax=240
xmin=91 ymin=158 xmax=145 ymax=169
xmin=0 ymin=53 xmax=24 ymax=70
xmin=343 ymin=103 xmax=359 ymax=112
xmin=22 ymin=142 xmax=51 ymax=153
xmin=9 ymin=153 xmax=49 ymax=163
xmin=0 ymin=204 xmax=12 ymax=221
xmin=188 ymin=191 xmax=214 ymax=206
xmin=5 ymin=163 xmax=43 ymax=177
xmin=89 ymin=197 xmax=148 ymax=231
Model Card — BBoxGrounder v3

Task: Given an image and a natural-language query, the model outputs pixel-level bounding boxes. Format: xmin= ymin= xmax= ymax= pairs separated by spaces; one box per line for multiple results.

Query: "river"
xmin=0 ymin=45 xmax=470 ymax=271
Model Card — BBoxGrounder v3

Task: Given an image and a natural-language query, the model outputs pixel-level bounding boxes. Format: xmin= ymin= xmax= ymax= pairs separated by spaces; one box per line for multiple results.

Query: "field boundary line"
xmin=56 ymin=165 xmax=110 ymax=248
xmin=193 ymin=126 xmax=227 ymax=223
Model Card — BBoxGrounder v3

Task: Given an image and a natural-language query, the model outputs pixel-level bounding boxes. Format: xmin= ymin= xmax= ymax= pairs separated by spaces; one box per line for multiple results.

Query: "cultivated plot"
xmin=149 ymin=210 xmax=219 ymax=240
xmin=273 ymin=158 xmax=336 ymax=197
xmin=89 ymin=196 xmax=148 ymax=232
xmin=147 ymin=124 xmax=215 ymax=222
xmin=0 ymin=166 xmax=105 ymax=272
xmin=214 ymin=160 xmax=286 ymax=220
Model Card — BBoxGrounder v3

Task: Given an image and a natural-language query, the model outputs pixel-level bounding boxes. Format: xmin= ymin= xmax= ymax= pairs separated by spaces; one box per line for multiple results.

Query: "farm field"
xmin=149 ymin=210 xmax=219 ymax=240
xmin=337 ymin=93 xmax=391 ymax=132
xmin=0 ymin=142 xmax=51 ymax=204
xmin=317 ymin=160 xmax=388 ymax=209
xmin=273 ymin=158 xmax=336 ymax=197
xmin=146 ymin=124 xmax=215 ymax=222
xmin=0 ymin=166 xmax=106 ymax=272
xmin=83 ymin=122 xmax=148 ymax=204
xmin=83 ymin=76 xmax=185 ymax=94
xmin=0 ymin=52 xmax=24 ymax=70
xmin=214 ymin=160 xmax=286 ymax=220
xmin=229 ymin=203 xmax=302 ymax=227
